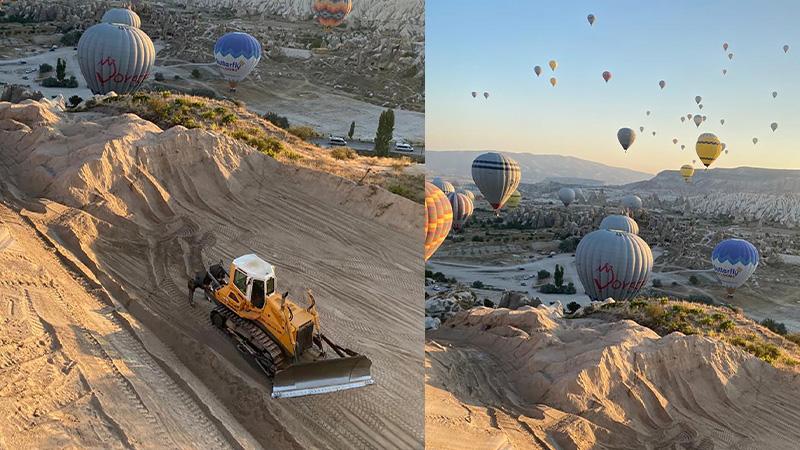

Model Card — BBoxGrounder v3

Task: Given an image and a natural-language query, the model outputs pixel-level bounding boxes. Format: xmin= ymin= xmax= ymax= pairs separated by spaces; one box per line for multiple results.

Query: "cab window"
xmin=265 ymin=277 xmax=275 ymax=295
xmin=233 ymin=269 xmax=248 ymax=296
xmin=251 ymin=279 xmax=265 ymax=309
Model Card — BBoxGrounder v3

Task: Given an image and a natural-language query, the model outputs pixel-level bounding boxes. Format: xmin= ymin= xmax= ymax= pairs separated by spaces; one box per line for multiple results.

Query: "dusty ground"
xmin=426 ymin=306 xmax=800 ymax=450
xmin=0 ymin=99 xmax=424 ymax=448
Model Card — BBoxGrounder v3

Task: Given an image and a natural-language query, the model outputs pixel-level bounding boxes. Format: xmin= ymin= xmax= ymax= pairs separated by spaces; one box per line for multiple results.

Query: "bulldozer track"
xmin=212 ymin=304 xmax=287 ymax=374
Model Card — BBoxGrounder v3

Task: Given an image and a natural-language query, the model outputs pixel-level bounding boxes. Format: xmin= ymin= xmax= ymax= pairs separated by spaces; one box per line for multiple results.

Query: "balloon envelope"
xmin=771 ymin=122 xmax=778 ymax=132
xmin=214 ymin=32 xmax=262 ymax=85
xmin=101 ymin=8 xmax=141 ymax=27
xmin=696 ymin=133 xmax=722 ymax=168
xmin=784 ymin=44 xmax=790 ymax=53
xmin=602 ymin=71 xmax=612 ymax=82
xmin=680 ymin=164 xmax=695 ymax=183
xmin=587 ymin=14 xmax=595 ymax=26
xmin=599 ymin=215 xmax=639 ymax=234
xmin=432 ymin=177 xmax=455 ymax=194
xmin=575 ymin=229 xmax=653 ymax=301
xmin=621 ymin=194 xmax=643 ymax=211
xmin=447 ymin=192 xmax=474 ymax=231
xmin=483 ymin=92 xmax=490 ymax=99
xmin=425 ymin=182 xmax=452 ymax=261
xmin=312 ymin=0 xmax=353 ymax=28
xmin=659 ymin=80 xmax=666 ymax=89
xmin=549 ymin=60 xmax=558 ymax=71
xmin=471 ymin=153 xmax=521 ymax=211
xmin=712 ymin=239 xmax=759 ymax=294
xmin=534 ymin=65 xmax=542 ymax=76
xmin=549 ymin=77 xmax=557 ymax=87
xmin=617 ymin=128 xmax=636 ymax=151
xmin=77 ymin=23 xmax=155 ymax=95
xmin=558 ymin=188 xmax=575 ymax=207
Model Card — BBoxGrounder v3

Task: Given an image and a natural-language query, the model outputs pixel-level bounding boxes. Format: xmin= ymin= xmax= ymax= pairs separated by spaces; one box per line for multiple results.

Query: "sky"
xmin=426 ymin=0 xmax=800 ymax=174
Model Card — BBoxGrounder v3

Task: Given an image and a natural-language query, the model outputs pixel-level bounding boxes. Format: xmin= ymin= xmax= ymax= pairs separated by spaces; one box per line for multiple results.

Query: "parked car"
xmin=394 ymin=141 xmax=414 ymax=152
xmin=328 ymin=135 xmax=347 ymax=146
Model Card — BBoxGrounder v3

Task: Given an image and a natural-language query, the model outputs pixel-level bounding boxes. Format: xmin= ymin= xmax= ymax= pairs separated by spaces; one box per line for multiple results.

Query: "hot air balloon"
xmin=602 ymin=71 xmax=612 ymax=83
xmin=549 ymin=77 xmax=557 ymax=87
xmin=720 ymin=119 xmax=725 ymax=125
xmin=575 ymin=229 xmax=653 ymax=301
xmin=646 ymin=110 xmax=651 ymax=116
xmin=549 ymin=60 xmax=558 ymax=71
xmin=77 ymin=23 xmax=155 ymax=95
xmin=424 ymin=182 xmax=452 ymax=261
xmin=711 ymin=239 xmax=759 ymax=298
xmin=772 ymin=91 xmax=778 ymax=99
xmin=506 ymin=190 xmax=522 ymax=209
xmin=723 ymin=42 xmax=729 ymax=51
xmin=652 ymin=131 xmax=657 ymax=136
xmin=771 ymin=122 xmax=778 ymax=132
xmin=101 ymin=8 xmax=141 ymax=27
xmin=673 ymin=138 xmax=678 ymax=144
xmin=693 ymin=115 xmax=703 ymax=127
xmin=574 ymin=188 xmax=585 ymax=203
xmin=214 ymin=32 xmax=262 ymax=91
xmin=681 ymin=117 xmax=686 ymax=123
xmin=722 ymin=69 xmax=727 ymax=75
xmin=687 ymin=114 xmax=693 ymax=119
xmin=471 ymin=91 xmax=477 ymax=98
xmin=617 ymin=128 xmax=636 ymax=152
xmin=534 ymin=65 xmax=542 ymax=77
xmin=698 ymin=104 xmax=703 ymax=110
xmin=312 ymin=0 xmax=353 ymax=28
xmin=680 ymin=164 xmax=695 ymax=183
xmin=784 ymin=44 xmax=790 ymax=53
xmin=621 ymin=194 xmax=643 ymax=212
xmin=432 ymin=177 xmax=455 ymax=194
xmin=587 ymin=14 xmax=596 ymax=26
xmin=696 ymin=133 xmax=722 ymax=168
xmin=558 ymin=188 xmax=576 ymax=207
xmin=728 ymin=52 xmax=734 ymax=60
xmin=483 ymin=92 xmax=490 ymax=99
xmin=599 ymin=215 xmax=639 ymax=234
xmin=471 ymin=152 xmax=521 ymax=213
xmin=458 ymin=189 xmax=475 ymax=202
xmin=681 ymin=144 xmax=686 ymax=150
xmin=695 ymin=96 xmax=702 ymax=104
xmin=702 ymin=115 xmax=707 ymax=121
xmin=659 ymin=80 xmax=666 ymax=89
xmin=447 ymin=192 xmax=474 ymax=231
xmin=639 ymin=126 xmax=645 ymax=132
xmin=721 ymin=142 xmax=727 ymax=152
xmin=753 ymin=137 xmax=758 ymax=145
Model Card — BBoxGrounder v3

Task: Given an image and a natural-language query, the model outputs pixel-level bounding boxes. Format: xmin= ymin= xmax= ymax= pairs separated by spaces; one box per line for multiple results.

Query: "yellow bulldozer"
xmin=188 ymin=254 xmax=374 ymax=398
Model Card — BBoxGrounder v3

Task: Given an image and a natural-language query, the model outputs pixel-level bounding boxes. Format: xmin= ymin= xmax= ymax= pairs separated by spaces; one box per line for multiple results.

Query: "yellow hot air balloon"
xmin=549 ymin=77 xmax=557 ymax=87
xmin=425 ymin=182 xmax=453 ymax=261
xmin=680 ymin=164 xmax=695 ymax=183
xmin=695 ymin=133 xmax=722 ymax=169
xmin=549 ymin=60 xmax=558 ymax=71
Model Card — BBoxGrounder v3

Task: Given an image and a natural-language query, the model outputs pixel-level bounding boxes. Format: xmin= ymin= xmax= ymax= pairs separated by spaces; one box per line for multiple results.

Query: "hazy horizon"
xmin=426 ymin=0 xmax=800 ymax=173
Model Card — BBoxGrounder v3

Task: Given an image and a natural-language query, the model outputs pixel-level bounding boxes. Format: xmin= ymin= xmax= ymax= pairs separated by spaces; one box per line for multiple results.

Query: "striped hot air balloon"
xmin=77 ymin=23 xmax=155 ymax=95
xmin=695 ymin=133 xmax=722 ymax=168
xmin=432 ymin=177 xmax=455 ymax=194
xmin=447 ymin=192 xmax=474 ymax=231
xmin=599 ymin=215 xmax=639 ymax=235
xmin=576 ymin=229 xmax=653 ymax=301
xmin=471 ymin=152 xmax=521 ymax=213
xmin=425 ymin=182 xmax=452 ymax=261
xmin=712 ymin=239 xmax=759 ymax=298
xmin=312 ymin=0 xmax=353 ymax=28
xmin=214 ymin=32 xmax=262 ymax=91
xmin=101 ymin=8 xmax=141 ymax=27
xmin=458 ymin=189 xmax=475 ymax=202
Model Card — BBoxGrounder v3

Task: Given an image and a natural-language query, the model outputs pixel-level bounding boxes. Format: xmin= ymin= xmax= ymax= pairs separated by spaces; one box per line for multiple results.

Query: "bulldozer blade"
xmin=271 ymin=355 xmax=374 ymax=399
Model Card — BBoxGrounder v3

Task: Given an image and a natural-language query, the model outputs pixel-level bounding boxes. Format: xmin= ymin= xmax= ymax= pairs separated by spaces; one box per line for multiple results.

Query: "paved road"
xmin=310 ymin=137 xmax=425 ymax=160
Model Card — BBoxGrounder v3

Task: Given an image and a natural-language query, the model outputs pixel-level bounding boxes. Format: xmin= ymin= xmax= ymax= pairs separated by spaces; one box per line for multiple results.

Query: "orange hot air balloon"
xmin=425 ymin=182 xmax=453 ymax=261
xmin=312 ymin=0 xmax=353 ymax=29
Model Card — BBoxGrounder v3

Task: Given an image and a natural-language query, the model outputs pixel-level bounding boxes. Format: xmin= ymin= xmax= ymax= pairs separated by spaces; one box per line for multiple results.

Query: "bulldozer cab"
xmin=229 ymin=254 xmax=276 ymax=310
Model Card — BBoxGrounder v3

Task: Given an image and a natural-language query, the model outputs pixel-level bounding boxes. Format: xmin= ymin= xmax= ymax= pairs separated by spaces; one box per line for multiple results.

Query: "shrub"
xmin=154 ymin=72 xmax=165 ymax=81
xmin=60 ymin=30 xmax=82 ymax=46
xmin=688 ymin=275 xmax=699 ymax=286
xmin=331 ymin=147 xmax=357 ymax=160
xmin=761 ymin=318 xmax=788 ymax=336
xmin=786 ymin=334 xmax=800 ymax=345
xmin=717 ymin=319 xmax=735 ymax=332
xmin=566 ymin=301 xmax=581 ymax=314
xmin=191 ymin=68 xmax=201 ymax=79
xmin=189 ymin=87 xmax=217 ymax=99
xmin=537 ymin=269 xmax=551 ymax=280
xmin=471 ymin=280 xmax=484 ymax=289
xmin=652 ymin=278 xmax=662 ymax=288
xmin=282 ymin=150 xmax=302 ymax=161
xmin=264 ymin=112 xmax=290 ymax=129
xmin=559 ymin=237 xmax=580 ymax=253
xmin=67 ymin=95 xmax=82 ymax=107
xmin=288 ymin=126 xmax=318 ymax=141
xmin=39 ymin=63 xmax=53 ymax=74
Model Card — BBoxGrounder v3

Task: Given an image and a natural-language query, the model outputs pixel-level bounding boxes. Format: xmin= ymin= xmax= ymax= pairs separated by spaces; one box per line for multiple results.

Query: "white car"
xmin=394 ymin=141 xmax=414 ymax=152
xmin=328 ymin=136 xmax=347 ymax=146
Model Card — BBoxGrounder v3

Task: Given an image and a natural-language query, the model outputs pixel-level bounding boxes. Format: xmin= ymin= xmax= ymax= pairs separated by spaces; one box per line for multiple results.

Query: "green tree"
xmin=348 ymin=120 xmax=356 ymax=139
xmin=554 ymin=264 xmax=564 ymax=288
xmin=39 ymin=63 xmax=53 ymax=74
xmin=56 ymin=58 xmax=66 ymax=81
xmin=68 ymin=95 xmax=83 ymax=107
xmin=566 ymin=301 xmax=581 ymax=314
xmin=373 ymin=108 xmax=395 ymax=156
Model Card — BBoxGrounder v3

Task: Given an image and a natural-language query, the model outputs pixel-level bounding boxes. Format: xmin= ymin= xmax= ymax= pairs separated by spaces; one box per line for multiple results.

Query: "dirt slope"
xmin=427 ymin=306 xmax=800 ymax=450
xmin=0 ymin=99 xmax=424 ymax=449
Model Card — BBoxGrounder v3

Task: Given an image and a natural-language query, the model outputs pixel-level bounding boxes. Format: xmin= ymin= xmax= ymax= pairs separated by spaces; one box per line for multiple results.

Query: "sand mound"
xmin=427 ymin=306 xmax=800 ymax=449
xmin=0 ymin=100 xmax=423 ymax=449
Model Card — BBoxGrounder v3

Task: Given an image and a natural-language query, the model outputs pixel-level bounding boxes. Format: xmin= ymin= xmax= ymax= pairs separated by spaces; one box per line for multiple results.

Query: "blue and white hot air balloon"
xmin=711 ymin=239 xmax=759 ymax=297
xmin=214 ymin=32 xmax=262 ymax=91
